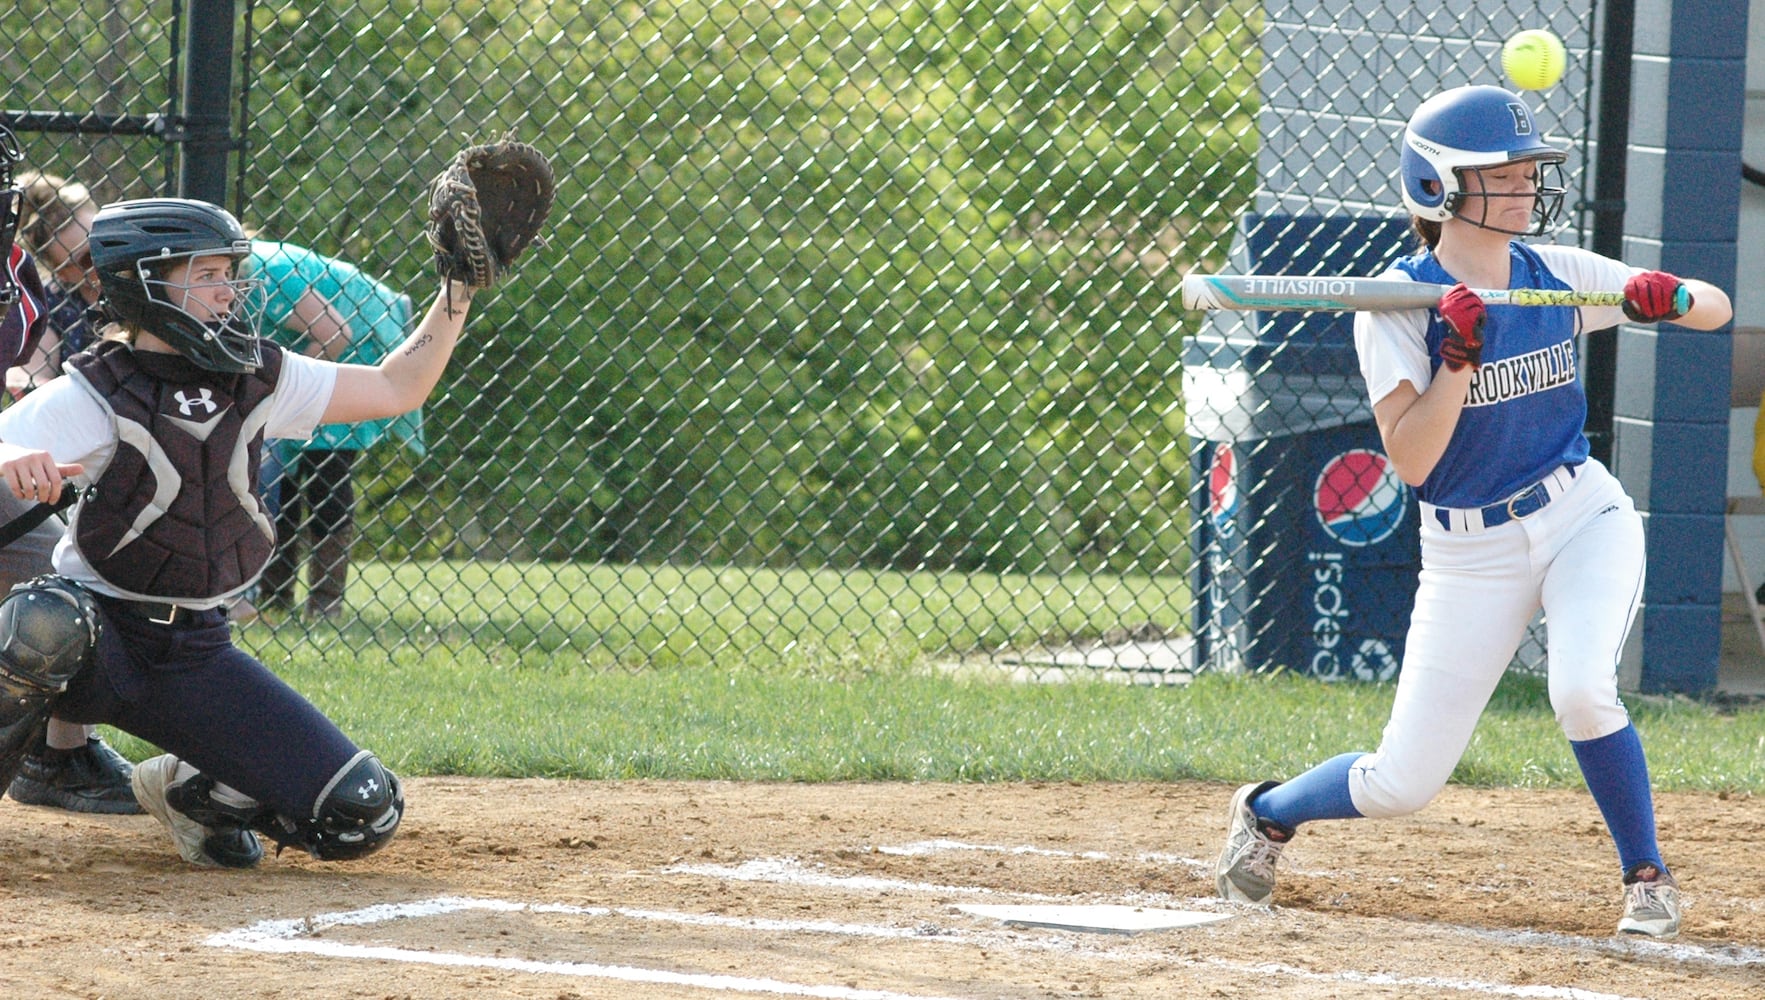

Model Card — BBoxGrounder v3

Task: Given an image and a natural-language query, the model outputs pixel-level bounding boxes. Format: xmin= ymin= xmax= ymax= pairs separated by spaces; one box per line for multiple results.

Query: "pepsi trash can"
xmin=1185 ymin=213 xmax=1420 ymax=680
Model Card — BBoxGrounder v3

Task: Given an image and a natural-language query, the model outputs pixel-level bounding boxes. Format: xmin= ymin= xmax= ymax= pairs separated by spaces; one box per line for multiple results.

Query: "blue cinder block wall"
xmin=1614 ymin=2 xmax=1746 ymax=693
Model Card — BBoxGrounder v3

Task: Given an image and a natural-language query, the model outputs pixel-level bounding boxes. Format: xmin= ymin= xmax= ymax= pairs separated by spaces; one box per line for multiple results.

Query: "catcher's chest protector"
xmin=65 ymin=341 xmax=284 ymax=600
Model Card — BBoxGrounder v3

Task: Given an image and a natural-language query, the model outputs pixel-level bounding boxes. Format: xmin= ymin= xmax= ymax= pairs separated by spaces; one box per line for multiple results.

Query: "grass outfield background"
xmin=103 ymin=561 xmax=1765 ymax=795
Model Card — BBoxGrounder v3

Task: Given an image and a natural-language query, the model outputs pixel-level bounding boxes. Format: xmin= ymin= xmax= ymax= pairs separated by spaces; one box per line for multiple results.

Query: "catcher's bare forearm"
xmin=321 ymin=281 xmax=472 ymax=424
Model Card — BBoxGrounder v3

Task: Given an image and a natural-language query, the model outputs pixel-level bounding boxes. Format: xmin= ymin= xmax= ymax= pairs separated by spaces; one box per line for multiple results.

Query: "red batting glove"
xmin=1436 ymin=282 xmax=1485 ymax=373
xmin=1622 ymin=270 xmax=1692 ymax=323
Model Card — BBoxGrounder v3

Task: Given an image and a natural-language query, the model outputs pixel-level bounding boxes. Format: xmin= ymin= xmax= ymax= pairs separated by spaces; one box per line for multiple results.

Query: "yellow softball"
xmin=1502 ymin=29 xmax=1566 ymax=91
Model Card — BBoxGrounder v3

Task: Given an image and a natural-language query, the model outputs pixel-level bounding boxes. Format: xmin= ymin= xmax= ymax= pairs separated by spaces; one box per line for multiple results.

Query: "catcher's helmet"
xmin=0 ymin=123 xmax=23 ymax=307
xmin=1399 ymin=85 xmax=1566 ymax=235
xmin=89 ymin=198 xmax=263 ymax=372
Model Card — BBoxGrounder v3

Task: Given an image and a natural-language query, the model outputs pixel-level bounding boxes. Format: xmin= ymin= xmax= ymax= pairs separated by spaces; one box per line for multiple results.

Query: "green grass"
xmin=96 ymin=561 xmax=1765 ymax=794
xmin=103 ymin=638 xmax=1765 ymax=794
xmin=282 ymin=558 xmax=1193 ymax=665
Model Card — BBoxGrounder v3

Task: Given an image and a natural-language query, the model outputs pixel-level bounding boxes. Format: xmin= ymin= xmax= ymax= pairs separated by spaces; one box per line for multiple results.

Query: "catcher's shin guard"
xmin=253 ymin=751 xmax=404 ymax=861
xmin=0 ymin=577 xmax=102 ymax=789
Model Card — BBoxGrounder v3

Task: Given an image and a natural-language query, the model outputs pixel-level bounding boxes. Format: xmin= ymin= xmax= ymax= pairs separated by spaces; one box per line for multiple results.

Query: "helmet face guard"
xmin=0 ymin=124 xmax=23 ymax=307
xmin=89 ymin=198 xmax=266 ymax=373
xmin=1441 ymin=156 xmax=1566 ymax=237
xmin=135 ymin=248 xmax=265 ymax=372
xmin=1399 ymin=85 xmax=1568 ymax=236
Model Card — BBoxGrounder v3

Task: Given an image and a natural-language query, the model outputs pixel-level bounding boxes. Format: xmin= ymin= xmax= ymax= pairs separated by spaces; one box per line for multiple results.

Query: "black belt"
xmin=107 ymin=597 xmax=226 ymax=627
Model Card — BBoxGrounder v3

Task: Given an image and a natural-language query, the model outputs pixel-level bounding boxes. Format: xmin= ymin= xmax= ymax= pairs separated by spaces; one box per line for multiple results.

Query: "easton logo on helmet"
xmin=1314 ymin=449 xmax=1408 ymax=547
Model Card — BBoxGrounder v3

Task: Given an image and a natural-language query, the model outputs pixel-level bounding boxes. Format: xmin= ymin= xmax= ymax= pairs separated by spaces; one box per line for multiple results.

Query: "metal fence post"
xmin=1582 ymin=0 xmax=1636 ymax=468
xmin=180 ymin=0 xmax=237 ymax=205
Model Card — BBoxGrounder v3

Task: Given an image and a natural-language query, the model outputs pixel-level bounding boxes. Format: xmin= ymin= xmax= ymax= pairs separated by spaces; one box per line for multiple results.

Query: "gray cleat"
xmin=1215 ymin=780 xmax=1290 ymax=904
xmin=1617 ymin=862 xmax=1681 ymax=939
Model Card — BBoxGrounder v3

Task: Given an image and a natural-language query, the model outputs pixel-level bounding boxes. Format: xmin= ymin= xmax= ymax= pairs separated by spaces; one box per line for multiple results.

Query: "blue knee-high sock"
xmin=1569 ymin=724 xmax=1663 ymax=874
xmin=1251 ymin=752 xmax=1364 ymax=830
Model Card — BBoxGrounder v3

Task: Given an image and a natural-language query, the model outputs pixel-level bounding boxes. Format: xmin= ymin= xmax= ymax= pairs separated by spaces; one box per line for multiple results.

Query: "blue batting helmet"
xmin=1399 ymin=85 xmax=1566 ymax=234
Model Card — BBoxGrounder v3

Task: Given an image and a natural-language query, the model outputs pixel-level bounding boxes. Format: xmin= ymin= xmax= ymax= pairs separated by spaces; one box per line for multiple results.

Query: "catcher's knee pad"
xmin=0 ymin=576 xmax=102 ymax=787
xmin=256 ymin=751 xmax=404 ymax=861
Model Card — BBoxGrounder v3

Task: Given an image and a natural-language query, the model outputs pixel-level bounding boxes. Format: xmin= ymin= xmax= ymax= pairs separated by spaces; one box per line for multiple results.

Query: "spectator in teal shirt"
xmin=244 ymin=240 xmax=424 ymax=619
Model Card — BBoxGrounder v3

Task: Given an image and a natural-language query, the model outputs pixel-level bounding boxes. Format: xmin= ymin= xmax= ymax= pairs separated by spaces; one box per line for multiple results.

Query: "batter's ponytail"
xmin=1411 ymin=216 xmax=1441 ymax=250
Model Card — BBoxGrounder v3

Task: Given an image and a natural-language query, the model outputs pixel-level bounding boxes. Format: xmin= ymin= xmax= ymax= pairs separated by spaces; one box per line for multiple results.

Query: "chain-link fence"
xmin=3 ymin=1 xmax=1601 ymax=678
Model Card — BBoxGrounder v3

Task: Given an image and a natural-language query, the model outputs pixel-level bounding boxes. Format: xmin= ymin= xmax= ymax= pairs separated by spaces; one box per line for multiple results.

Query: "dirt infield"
xmin=2 ymin=778 xmax=1761 ymax=999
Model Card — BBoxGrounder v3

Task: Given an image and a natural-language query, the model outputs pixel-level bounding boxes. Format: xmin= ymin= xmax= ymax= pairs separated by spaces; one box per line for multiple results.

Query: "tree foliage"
xmin=8 ymin=0 xmax=1260 ymax=575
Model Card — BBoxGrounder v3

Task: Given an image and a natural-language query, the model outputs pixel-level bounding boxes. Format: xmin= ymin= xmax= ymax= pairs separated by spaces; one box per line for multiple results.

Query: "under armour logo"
xmin=173 ymin=388 xmax=217 ymax=416
xmin=358 ymin=778 xmax=381 ymax=799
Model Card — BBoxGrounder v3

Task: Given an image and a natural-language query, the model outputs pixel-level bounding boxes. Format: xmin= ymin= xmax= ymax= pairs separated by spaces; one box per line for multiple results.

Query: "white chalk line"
xmin=207 ymin=893 xmax=1660 ymax=1000
xmin=201 ymin=841 xmax=1763 ymax=1000
xmin=1451 ymin=923 xmax=1765 ymax=970
xmin=663 ymin=857 xmax=1068 ymax=900
xmin=865 ymin=839 xmax=1765 ymax=970
xmin=876 ymin=838 xmax=1112 ymax=860
xmin=206 ymin=895 xmax=976 ymax=948
xmin=206 ymin=897 xmax=972 ymax=1000
xmin=878 ymin=837 xmax=1336 ymax=880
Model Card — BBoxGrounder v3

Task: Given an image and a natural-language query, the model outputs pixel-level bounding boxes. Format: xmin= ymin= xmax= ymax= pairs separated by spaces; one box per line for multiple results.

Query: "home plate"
xmin=954 ymin=904 xmax=1231 ymax=935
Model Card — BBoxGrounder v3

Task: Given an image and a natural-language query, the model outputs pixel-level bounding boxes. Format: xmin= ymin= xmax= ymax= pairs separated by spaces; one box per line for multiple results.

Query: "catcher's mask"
xmin=89 ymin=198 xmax=264 ymax=373
xmin=0 ymin=123 xmax=23 ymax=307
xmin=1399 ymin=85 xmax=1567 ymax=236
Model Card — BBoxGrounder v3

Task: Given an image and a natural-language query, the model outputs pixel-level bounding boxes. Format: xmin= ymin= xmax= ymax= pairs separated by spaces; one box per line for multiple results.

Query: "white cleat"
xmin=131 ymin=754 xmax=263 ymax=869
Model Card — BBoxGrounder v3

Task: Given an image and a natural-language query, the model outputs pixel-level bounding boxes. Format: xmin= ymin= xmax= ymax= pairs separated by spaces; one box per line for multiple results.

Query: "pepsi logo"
xmin=1208 ymin=444 xmax=1239 ymax=536
xmin=1314 ymin=449 xmax=1408 ymax=547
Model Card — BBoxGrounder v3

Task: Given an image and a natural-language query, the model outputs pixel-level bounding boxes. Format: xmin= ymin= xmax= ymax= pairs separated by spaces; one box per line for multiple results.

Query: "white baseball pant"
xmin=1347 ymin=458 xmax=1643 ymax=818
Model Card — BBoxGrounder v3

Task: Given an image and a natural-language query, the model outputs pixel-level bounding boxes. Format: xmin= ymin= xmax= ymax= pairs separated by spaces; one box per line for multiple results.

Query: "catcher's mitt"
xmin=426 ymin=137 xmax=556 ymax=288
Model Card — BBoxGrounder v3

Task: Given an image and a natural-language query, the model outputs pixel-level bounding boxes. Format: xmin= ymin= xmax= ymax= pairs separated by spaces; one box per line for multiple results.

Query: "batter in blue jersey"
xmin=1213 ymin=86 xmax=1734 ymax=940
